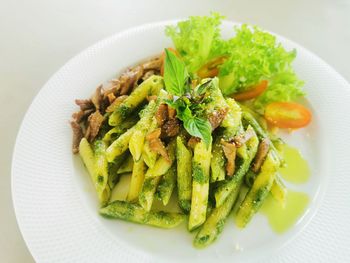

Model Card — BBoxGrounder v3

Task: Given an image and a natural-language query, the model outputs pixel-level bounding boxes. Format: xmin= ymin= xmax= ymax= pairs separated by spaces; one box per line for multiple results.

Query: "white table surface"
xmin=1 ymin=0 xmax=349 ymax=262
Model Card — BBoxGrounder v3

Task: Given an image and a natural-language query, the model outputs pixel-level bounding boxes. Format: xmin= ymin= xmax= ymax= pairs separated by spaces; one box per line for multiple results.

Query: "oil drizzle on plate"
xmin=259 ymin=143 xmax=310 ymax=233
xmin=260 ymin=190 xmax=309 ymax=233
xmin=279 ymin=144 xmax=310 ymax=184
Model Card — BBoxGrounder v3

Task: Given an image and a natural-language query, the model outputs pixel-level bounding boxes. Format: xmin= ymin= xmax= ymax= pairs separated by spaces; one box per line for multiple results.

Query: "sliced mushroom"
xmin=146 ymin=128 xmax=170 ymax=162
xmin=72 ymin=108 xmax=94 ymax=123
xmin=107 ymin=92 xmax=116 ymax=104
xmin=167 ymin=106 xmax=176 ymax=120
xmin=251 ymin=138 xmax=271 ymax=173
xmin=221 ymin=139 xmax=237 ymax=176
xmin=142 ymin=57 xmax=162 ymax=71
xmin=142 ymin=70 xmax=156 ymax=81
xmin=86 ymin=111 xmax=104 ymax=142
xmin=70 ymin=121 xmax=83 ymax=154
xmin=119 ymin=65 xmax=144 ymax=95
xmin=208 ymin=107 xmax=229 ymax=130
xmin=75 ymin=99 xmax=94 ymax=111
xmin=91 ymin=85 xmax=103 ymax=110
xmin=161 ymin=119 xmax=180 ymax=138
xmin=104 ymin=79 xmax=121 ymax=98
xmin=156 ymin=104 xmax=168 ymax=126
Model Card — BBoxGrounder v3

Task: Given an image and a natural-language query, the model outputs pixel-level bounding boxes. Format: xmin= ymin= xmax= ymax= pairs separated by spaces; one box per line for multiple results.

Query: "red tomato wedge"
xmin=232 ymin=80 xmax=268 ymax=101
xmin=197 ymin=56 xmax=228 ymax=78
xmin=160 ymin=48 xmax=179 ymax=76
xmin=264 ymin=102 xmax=312 ymax=129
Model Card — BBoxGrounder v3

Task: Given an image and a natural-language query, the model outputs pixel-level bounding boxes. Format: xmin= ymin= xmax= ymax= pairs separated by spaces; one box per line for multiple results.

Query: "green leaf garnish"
xmin=183 ymin=117 xmax=212 ymax=147
xmin=163 ymin=48 xmax=189 ymax=96
xmin=195 ymin=79 xmax=212 ymax=96
xmin=165 ymin=98 xmax=212 ymax=147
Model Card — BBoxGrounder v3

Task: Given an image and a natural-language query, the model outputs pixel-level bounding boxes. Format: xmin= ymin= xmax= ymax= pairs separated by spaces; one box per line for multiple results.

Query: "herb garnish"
xmin=163 ymin=48 xmax=212 ymax=147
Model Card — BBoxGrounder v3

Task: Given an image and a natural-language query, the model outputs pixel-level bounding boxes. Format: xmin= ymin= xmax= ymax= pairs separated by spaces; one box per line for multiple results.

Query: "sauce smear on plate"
xmin=260 ymin=190 xmax=309 ymax=233
xmin=279 ymin=144 xmax=310 ymax=184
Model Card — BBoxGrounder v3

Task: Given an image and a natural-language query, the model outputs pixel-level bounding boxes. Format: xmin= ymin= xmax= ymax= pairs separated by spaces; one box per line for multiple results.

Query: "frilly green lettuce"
xmin=165 ymin=13 xmax=224 ymax=73
xmin=166 ymin=14 xmax=305 ymax=111
xmin=218 ymin=25 xmax=299 ymax=96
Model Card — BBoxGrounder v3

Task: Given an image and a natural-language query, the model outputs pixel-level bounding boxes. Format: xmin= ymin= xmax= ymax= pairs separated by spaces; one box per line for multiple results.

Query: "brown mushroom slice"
xmin=86 ymin=111 xmax=104 ymax=142
xmin=221 ymin=139 xmax=237 ymax=176
xmin=91 ymin=85 xmax=103 ymax=110
xmin=233 ymin=128 xmax=256 ymax=148
xmin=75 ymin=99 xmax=94 ymax=111
xmin=161 ymin=119 xmax=180 ymax=138
xmin=72 ymin=109 xmax=94 ymax=123
xmin=208 ymin=107 xmax=229 ymax=130
xmin=167 ymin=106 xmax=176 ymax=120
xmin=104 ymin=79 xmax=121 ymax=98
xmin=70 ymin=121 xmax=83 ymax=154
xmin=107 ymin=93 xmax=116 ymax=104
xmin=156 ymin=104 xmax=168 ymax=126
xmin=142 ymin=57 xmax=162 ymax=71
xmin=119 ymin=66 xmax=144 ymax=95
xmin=72 ymin=111 xmax=85 ymax=123
xmin=142 ymin=70 xmax=156 ymax=81
xmin=146 ymin=128 xmax=170 ymax=162
xmin=251 ymin=138 xmax=271 ymax=173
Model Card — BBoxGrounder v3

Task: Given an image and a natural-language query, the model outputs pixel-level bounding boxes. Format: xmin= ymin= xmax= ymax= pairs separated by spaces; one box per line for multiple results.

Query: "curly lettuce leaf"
xmin=165 ymin=12 xmax=225 ymax=73
xmin=165 ymin=14 xmax=306 ymax=113
xmin=254 ymin=72 xmax=305 ymax=111
xmin=219 ymin=25 xmax=298 ymax=95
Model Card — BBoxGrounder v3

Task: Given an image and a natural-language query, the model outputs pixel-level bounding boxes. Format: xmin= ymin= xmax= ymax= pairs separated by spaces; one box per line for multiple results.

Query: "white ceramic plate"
xmin=12 ymin=21 xmax=350 ymax=263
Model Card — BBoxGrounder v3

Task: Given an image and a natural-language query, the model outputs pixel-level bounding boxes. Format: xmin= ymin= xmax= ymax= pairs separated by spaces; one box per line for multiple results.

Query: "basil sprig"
xmin=163 ymin=49 xmax=212 ymax=147
xmin=163 ymin=49 xmax=189 ymax=96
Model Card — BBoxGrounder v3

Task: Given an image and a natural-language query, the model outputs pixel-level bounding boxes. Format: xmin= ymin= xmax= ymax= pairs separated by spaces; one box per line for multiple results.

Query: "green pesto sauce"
xmin=119 ymin=204 xmax=135 ymax=220
xmin=279 ymin=144 xmax=310 ymax=184
xmin=216 ymin=218 xmax=225 ymax=234
xmin=260 ymin=190 xmax=309 ymax=233
xmin=118 ymin=104 xmax=131 ymax=119
xmin=143 ymin=177 xmax=156 ymax=192
xmin=179 ymin=200 xmax=191 ymax=213
xmin=197 ymin=235 xmax=210 ymax=245
xmin=192 ymin=164 xmax=207 ymax=184
xmin=97 ymin=175 xmax=104 ymax=183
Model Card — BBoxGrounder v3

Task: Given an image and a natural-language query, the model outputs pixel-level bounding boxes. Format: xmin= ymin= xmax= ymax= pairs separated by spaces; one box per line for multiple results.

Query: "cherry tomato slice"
xmin=160 ymin=48 xmax=179 ymax=76
xmin=264 ymin=102 xmax=312 ymax=129
xmin=232 ymin=80 xmax=268 ymax=101
xmin=197 ymin=55 xmax=228 ymax=78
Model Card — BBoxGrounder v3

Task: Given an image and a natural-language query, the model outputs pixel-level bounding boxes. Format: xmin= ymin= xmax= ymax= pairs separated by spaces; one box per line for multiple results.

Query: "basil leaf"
xmin=164 ymin=49 xmax=189 ymax=96
xmin=195 ymin=79 xmax=212 ymax=96
xmin=177 ymin=105 xmax=192 ymax=121
xmin=183 ymin=117 xmax=212 ymax=147
xmin=165 ymin=98 xmax=191 ymax=121
xmin=164 ymin=99 xmax=178 ymax=109
xmin=165 ymin=97 xmax=212 ymax=147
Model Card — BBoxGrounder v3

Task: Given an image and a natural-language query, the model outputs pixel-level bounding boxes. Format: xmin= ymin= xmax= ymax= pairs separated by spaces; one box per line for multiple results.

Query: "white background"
xmin=1 ymin=0 xmax=349 ymax=262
